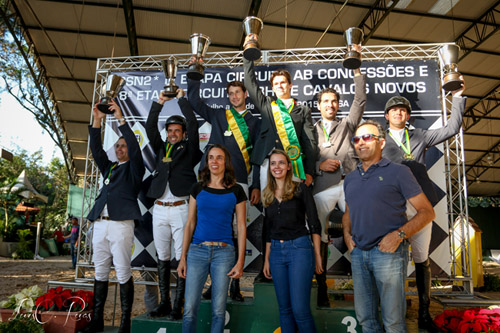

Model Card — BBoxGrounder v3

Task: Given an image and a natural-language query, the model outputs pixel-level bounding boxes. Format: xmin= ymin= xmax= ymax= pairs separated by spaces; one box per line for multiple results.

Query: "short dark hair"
xmin=270 ymin=70 xmax=292 ymax=85
xmin=317 ymin=88 xmax=340 ymax=105
xmin=226 ymin=81 xmax=246 ymax=94
xmin=356 ymin=120 xmax=386 ymax=140
xmin=198 ymin=144 xmax=236 ymax=188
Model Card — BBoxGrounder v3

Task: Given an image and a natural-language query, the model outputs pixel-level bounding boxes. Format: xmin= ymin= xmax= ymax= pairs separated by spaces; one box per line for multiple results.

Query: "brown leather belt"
xmin=201 ymin=241 xmax=228 ymax=247
xmin=155 ymin=200 xmax=187 ymax=207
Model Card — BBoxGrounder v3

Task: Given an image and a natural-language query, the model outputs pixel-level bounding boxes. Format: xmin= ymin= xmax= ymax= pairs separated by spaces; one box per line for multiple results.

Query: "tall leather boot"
xmin=416 ymin=259 xmax=441 ymax=332
xmin=316 ymin=241 xmax=330 ymax=307
xmin=230 ymin=278 xmax=244 ymax=302
xmin=78 ymin=280 xmax=108 ymax=333
xmin=167 ymin=275 xmax=185 ymax=320
xmin=118 ymin=277 xmax=134 ymax=333
xmin=148 ymin=260 xmax=172 ymax=317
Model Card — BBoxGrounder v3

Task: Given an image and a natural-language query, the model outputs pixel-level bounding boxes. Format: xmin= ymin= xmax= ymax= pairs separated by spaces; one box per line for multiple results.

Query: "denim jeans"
xmin=350 ymin=242 xmax=409 ymax=333
xmin=270 ymin=235 xmax=316 ymax=333
xmin=183 ymin=243 xmax=235 ymax=333
xmin=70 ymin=243 xmax=77 ymax=268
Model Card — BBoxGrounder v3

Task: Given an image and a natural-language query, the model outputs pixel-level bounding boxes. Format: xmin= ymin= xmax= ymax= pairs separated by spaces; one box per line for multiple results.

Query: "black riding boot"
xmin=148 ymin=260 xmax=172 ymax=317
xmin=416 ymin=259 xmax=441 ymax=332
xmin=230 ymin=278 xmax=244 ymax=302
xmin=78 ymin=280 xmax=108 ymax=333
xmin=168 ymin=275 xmax=185 ymax=320
xmin=316 ymin=241 xmax=330 ymax=307
xmin=118 ymin=277 xmax=134 ymax=333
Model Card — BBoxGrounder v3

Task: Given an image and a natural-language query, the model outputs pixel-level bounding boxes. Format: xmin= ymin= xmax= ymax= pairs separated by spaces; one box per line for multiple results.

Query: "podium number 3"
xmin=342 ymin=316 xmax=357 ymax=333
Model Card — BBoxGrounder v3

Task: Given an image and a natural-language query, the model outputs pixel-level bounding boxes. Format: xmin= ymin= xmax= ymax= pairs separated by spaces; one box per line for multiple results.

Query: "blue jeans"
xmin=182 ymin=243 xmax=235 ymax=333
xmin=70 ymin=242 xmax=77 ymax=268
xmin=350 ymin=242 xmax=409 ymax=333
xmin=270 ymin=235 xmax=316 ymax=333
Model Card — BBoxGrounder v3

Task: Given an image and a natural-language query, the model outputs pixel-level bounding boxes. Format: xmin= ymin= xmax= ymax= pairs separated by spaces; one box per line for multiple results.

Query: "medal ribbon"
xmin=165 ymin=142 xmax=173 ymax=160
xmin=226 ymin=108 xmax=252 ymax=173
xmin=271 ymin=99 xmax=306 ymax=180
xmin=321 ymin=120 xmax=330 ymax=141
xmin=388 ymin=128 xmax=412 ymax=156
xmin=106 ymin=163 xmax=117 ymax=184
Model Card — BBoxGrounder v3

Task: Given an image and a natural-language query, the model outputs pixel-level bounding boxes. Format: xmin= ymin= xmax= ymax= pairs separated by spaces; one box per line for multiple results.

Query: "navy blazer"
xmin=87 ymin=123 xmax=145 ymax=222
xmin=243 ymin=58 xmax=318 ymax=177
xmin=187 ymin=77 xmax=261 ymax=189
xmin=145 ymin=97 xmax=203 ymax=198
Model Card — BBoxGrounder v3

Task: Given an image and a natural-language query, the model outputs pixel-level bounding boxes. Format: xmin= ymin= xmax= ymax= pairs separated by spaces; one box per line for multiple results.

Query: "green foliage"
xmin=0 ymin=285 xmax=43 ymax=310
xmin=0 ymin=316 xmax=44 ymax=333
xmin=483 ymin=273 xmax=500 ymax=292
xmin=0 ymin=148 xmax=70 ymax=237
xmin=12 ymin=229 xmax=33 ymax=259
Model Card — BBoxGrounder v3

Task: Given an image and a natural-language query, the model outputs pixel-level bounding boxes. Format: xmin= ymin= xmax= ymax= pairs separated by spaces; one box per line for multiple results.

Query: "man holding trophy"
xmin=312 ymin=43 xmax=366 ymax=308
xmin=145 ymin=58 xmax=203 ymax=320
xmin=187 ymin=58 xmax=261 ymax=302
xmin=81 ymin=99 xmax=145 ymax=333
xmin=382 ymin=78 xmax=466 ymax=332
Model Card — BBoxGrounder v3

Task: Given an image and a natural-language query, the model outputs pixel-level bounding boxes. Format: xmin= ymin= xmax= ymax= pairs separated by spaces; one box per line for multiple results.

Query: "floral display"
xmin=35 ymin=287 xmax=93 ymax=312
xmin=0 ymin=285 xmax=43 ymax=311
xmin=434 ymin=307 xmax=500 ymax=332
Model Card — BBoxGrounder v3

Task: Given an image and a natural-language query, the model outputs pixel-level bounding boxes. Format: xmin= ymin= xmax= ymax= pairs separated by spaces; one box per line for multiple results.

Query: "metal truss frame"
xmin=76 ymin=43 xmax=473 ymax=295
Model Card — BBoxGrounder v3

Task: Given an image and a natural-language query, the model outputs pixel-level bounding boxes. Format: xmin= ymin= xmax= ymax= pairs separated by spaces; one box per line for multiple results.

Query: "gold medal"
xmin=162 ymin=157 xmax=172 ymax=163
xmin=286 ymin=144 xmax=300 ymax=161
xmin=404 ymin=153 xmax=414 ymax=160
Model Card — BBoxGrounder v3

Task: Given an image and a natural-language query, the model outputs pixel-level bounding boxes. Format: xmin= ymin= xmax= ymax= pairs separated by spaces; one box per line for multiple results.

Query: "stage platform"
xmin=131 ymin=282 xmax=359 ymax=332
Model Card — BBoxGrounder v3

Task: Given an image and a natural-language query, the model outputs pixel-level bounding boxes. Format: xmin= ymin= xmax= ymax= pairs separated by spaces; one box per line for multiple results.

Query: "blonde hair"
xmin=262 ymin=149 xmax=299 ymax=207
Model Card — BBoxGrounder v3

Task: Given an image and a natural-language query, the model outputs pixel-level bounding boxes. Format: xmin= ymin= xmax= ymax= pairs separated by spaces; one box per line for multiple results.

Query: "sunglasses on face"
xmin=351 ymin=134 xmax=381 ymax=144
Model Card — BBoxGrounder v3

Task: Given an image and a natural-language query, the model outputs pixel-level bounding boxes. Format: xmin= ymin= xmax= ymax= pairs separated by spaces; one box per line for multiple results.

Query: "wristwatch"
xmin=397 ymin=228 xmax=406 ymax=240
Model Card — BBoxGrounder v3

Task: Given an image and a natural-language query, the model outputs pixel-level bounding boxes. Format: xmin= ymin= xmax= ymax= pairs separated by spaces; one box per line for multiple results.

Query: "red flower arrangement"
xmin=35 ymin=287 xmax=93 ymax=312
xmin=434 ymin=307 xmax=500 ymax=332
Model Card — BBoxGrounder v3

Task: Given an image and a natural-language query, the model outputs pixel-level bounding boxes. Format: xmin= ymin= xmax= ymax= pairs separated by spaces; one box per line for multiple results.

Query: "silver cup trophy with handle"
xmin=438 ymin=44 xmax=464 ymax=92
xmin=97 ymin=74 xmax=126 ymax=114
xmin=162 ymin=58 xmax=179 ymax=97
xmin=187 ymin=33 xmax=211 ymax=80
xmin=343 ymin=27 xmax=364 ymax=70
xmin=242 ymin=16 xmax=264 ymax=61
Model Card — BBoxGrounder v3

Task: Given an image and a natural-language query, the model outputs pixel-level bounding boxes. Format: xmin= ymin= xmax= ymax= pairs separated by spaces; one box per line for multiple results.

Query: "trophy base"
xmin=243 ymin=46 xmax=261 ymax=61
xmin=97 ymin=100 xmax=114 ymax=114
xmin=443 ymin=72 xmax=463 ymax=92
xmin=187 ymin=64 xmax=204 ymax=80
xmin=343 ymin=51 xmax=362 ymax=69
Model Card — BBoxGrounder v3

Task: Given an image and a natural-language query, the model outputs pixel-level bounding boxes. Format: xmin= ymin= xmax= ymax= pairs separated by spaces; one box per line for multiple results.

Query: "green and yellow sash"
xmin=226 ymin=108 xmax=252 ymax=173
xmin=271 ymin=99 xmax=306 ymax=180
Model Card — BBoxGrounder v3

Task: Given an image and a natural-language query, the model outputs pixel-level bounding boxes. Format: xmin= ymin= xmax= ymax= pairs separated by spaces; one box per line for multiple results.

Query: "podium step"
xmin=131 ymin=282 xmax=360 ymax=332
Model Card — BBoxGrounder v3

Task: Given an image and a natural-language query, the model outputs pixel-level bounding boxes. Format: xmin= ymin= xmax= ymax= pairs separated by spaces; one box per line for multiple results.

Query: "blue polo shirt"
xmin=344 ymin=158 xmax=422 ymax=250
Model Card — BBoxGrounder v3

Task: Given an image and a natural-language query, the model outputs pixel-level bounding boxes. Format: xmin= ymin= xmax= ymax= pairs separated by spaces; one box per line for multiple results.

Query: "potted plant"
xmin=0 ymin=316 xmax=44 ymax=333
xmin=338 ymin=280 xmax=354 ymax=301
xmin=35 ymin=286 xmax=93 ymax=333
xmin=0 ymin=285 xmax=43 ymax=321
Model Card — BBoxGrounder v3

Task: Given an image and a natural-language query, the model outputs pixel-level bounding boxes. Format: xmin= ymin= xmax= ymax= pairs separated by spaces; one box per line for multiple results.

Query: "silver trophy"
xmin=97 ymin=74 xmax=126 ymax=114
xmin=438 ymin=44 xmax=463 ymax=92
xmin=162 ymin=58 xmax=179 ymax=97
xmin=242 ymin=16 xmax=264 ymax=61
xmin=187 ymin=33 xmax=211 ymax=80
xmin=343 ymin=27 xmax=364 ymax=70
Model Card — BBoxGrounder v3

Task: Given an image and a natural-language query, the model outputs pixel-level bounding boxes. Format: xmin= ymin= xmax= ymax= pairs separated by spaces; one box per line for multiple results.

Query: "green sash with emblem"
xmin=226 ymin=108 xmax=252 ymax=173
xmin=271 ymin=99 xmax=306 ymax=180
